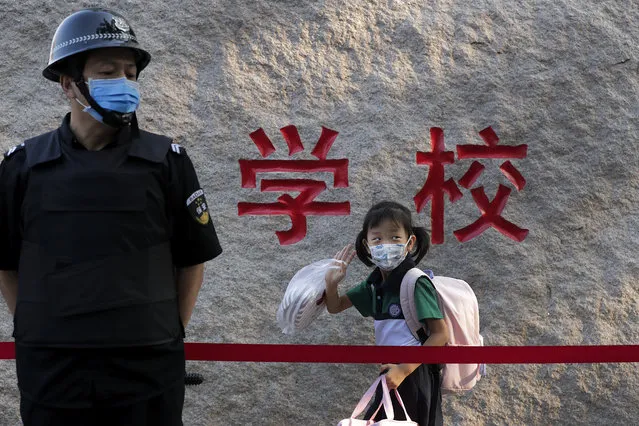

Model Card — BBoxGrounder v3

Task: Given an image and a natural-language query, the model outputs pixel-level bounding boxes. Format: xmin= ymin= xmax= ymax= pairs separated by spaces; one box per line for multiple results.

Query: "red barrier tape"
xmin=0 ymin=342 xmax=637 ymax=364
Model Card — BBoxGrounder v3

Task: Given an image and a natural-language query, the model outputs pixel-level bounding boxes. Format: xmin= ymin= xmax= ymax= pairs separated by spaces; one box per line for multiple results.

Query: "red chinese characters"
xmin=413 ymin=127 xmax=463 ymax=244
xmin=238 ymin=126 xmax=350 ymax=245
xmin=415 ymin=126 xmax=529 ymax=244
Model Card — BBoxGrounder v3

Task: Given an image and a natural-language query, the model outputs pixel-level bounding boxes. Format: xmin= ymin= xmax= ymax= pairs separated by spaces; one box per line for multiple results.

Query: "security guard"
xmin=0 ymin=8 xmax=222 ymax=426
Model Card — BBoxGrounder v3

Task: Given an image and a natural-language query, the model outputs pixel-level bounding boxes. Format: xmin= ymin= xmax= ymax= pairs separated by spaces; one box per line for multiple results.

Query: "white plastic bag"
xmin=276 ymin=259 xmax=342 ymax=334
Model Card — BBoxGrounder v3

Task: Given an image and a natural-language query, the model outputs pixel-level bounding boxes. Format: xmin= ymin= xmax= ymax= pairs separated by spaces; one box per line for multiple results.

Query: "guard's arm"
xmin=0 ymin=147 xmax=25 ymax=317
xmin=0 ymin=270 xmax=18 ymax=316
xmin=176 ymin=263 xmax=205 ymax=327
xmin=169 ymin=147 xmax=222 ymax=329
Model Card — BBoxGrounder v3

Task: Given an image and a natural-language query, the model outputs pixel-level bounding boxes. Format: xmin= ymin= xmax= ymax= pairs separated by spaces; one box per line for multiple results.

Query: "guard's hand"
xmin=381 ymin=363 xmax=408 ymax=390
xmin=324 ymin=244 xmax=356 ymax=289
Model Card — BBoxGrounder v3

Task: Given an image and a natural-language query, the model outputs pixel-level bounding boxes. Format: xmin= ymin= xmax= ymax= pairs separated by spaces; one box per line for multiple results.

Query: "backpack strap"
xmin=400 ymin=268 xmax=429 ymax=343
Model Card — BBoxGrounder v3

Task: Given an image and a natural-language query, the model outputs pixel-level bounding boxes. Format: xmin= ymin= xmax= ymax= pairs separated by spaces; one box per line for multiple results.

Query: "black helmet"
xmin=43 ymin=8 xmax=151 ymax=82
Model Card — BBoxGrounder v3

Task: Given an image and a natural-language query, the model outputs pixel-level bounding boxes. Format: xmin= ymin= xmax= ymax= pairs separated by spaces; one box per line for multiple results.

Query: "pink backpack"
xmin=400 ymin=268 xmax=484 ymax=394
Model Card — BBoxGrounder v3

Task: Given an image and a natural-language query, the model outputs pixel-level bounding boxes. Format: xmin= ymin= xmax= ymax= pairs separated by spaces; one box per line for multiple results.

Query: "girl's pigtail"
xmin=411 ymin=226 xmax=430 ymax=264
xmin=355 ymin=229 xmax=374 ymax=267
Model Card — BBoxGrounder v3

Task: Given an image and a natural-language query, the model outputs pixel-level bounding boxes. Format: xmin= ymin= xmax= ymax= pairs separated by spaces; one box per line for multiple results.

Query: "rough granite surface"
xmin=0 ymin=0 xmax=637 ymax=425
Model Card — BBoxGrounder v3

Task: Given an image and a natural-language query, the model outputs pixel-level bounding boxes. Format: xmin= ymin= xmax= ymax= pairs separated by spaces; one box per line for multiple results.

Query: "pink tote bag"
xmin=337 ymin=376 xmax=418 ymax=425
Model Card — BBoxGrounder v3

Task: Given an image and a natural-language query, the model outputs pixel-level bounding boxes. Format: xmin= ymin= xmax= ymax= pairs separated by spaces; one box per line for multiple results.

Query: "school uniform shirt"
xmin=346 ymin=258 xmax=443 ymax=346
xmin=349 ymin=258 xmax=445 ymax=425
xmin=0 ymin=114 xmax=222 ymax=408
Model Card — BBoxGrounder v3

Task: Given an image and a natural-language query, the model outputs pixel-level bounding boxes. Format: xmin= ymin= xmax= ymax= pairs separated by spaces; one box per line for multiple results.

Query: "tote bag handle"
xmin=349 ymin=376 xmax=394 ymax=420
xmin=348 ymin=375 xmax=415 ymax=422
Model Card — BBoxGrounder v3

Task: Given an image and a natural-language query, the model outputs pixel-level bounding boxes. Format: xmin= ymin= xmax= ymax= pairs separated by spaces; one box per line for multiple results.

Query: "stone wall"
xmin=0 ymin=0 xmax=637 ymax=424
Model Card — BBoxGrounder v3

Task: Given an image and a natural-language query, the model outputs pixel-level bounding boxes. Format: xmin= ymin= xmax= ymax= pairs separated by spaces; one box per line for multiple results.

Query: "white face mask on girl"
xmin=367 ymin=238 xmax=413 ymax=271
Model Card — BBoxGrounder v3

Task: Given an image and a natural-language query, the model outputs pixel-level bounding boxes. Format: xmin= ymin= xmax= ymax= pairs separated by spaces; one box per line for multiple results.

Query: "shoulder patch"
xmin=186 ymin=189 xmax=210 ymax=225
xmin=4 ymin=143 xmax=24 ymax=159
xmin=170 ymin=143 xmax=182 ymax=155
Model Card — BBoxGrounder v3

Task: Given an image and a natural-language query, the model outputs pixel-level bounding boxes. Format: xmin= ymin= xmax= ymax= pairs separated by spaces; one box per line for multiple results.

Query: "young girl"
xmin=324 ymin=201 xmax=448 ymax=426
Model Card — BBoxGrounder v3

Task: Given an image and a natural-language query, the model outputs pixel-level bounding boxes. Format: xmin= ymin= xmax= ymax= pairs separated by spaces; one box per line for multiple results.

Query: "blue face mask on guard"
xmin=75 ymin=77 xmax=140 ymax=124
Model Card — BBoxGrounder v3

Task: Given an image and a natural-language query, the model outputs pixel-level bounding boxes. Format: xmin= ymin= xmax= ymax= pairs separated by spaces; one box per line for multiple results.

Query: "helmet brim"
xmin=43 ymin=44 xmax=151 ymax=82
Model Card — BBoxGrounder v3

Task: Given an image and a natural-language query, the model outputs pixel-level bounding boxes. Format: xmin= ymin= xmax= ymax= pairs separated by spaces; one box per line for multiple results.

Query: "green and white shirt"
xmin=347 ymin=259 xmax=443 ymax=346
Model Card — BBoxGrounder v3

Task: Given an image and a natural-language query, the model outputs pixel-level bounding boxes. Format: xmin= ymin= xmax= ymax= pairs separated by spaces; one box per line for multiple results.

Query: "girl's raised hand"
xmin=324 ymin=244 xmax=356 ymax=289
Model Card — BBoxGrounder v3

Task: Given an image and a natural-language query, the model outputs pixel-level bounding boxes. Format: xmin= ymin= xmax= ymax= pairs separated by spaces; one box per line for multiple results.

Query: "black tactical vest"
xmin=14 ymin=128 xmax=181 ymax=347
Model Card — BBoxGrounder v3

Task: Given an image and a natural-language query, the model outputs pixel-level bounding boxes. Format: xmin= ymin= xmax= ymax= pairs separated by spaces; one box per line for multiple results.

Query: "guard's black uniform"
xmin=0 ymin=114 xmax=222 ymax=425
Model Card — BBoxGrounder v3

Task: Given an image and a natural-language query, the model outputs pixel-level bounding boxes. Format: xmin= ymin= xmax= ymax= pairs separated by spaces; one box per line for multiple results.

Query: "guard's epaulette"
xmin=3 ymin=143 xmax=25 ymax=159
xmin=170 ymin=143 xmax=183 ymax=155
